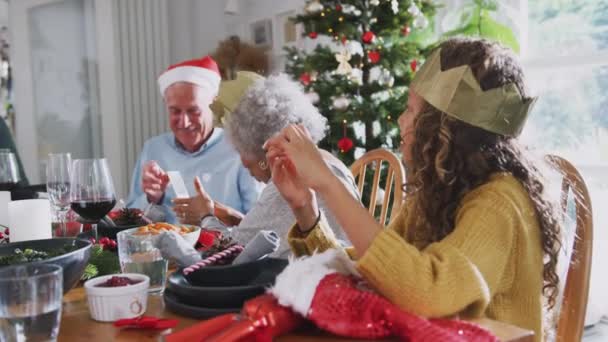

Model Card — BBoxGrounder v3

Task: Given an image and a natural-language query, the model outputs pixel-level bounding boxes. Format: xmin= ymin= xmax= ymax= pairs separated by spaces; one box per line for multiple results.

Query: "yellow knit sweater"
xmin=288 ymin=173 xmax=545 ymax=341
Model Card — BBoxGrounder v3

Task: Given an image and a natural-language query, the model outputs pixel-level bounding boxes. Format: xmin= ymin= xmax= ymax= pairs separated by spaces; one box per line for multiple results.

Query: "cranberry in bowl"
xmin=84 ymin=273 xmax=150 ymax=322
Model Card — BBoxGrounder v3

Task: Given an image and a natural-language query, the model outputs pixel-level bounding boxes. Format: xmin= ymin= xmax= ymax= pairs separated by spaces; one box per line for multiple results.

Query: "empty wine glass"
xmin=47 ymin=153 xmax=72 ymax=237
xmin=69 ymin=158 xmax=116 ymax=240
xmin=0 ymin=149 xmax=20 ymax=191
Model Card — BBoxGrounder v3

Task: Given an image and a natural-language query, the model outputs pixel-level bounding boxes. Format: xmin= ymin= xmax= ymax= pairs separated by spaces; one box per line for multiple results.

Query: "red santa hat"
xmin=157 ymin=56 xmax=221 ymax=97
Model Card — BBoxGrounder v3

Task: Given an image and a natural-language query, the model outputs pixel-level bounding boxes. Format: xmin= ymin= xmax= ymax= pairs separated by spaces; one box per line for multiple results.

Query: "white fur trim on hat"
xmin=158 ymin=66 xmax=221 ymax=97
xmin=269 ymin=249 xmax=358 ymax=316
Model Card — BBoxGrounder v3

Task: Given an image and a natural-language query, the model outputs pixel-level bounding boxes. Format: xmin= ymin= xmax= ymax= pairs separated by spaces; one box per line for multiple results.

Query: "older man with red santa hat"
xmin=126 ymin=56 xmax=262 ymax=224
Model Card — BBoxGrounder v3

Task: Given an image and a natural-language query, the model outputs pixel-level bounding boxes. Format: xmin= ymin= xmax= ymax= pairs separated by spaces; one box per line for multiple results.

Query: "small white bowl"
xmin=84 ymin=273 xmax=150 ymax=322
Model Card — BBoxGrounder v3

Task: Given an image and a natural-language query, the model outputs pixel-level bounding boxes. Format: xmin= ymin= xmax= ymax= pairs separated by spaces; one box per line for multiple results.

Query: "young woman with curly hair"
xmin=264 ymin=37 xmax=562 ymax=341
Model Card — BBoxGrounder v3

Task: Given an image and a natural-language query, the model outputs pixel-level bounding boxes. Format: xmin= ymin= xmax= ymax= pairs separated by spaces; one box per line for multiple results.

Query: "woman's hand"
xmin=268 ymin=152 xmax=320 ymax=232
xmin=268 ymin=151 xmax=313 ymax=210
xmin=172 ymin=176 xmax=215 ymax=225
xmin=264 ymin=124 xmax=334 ymax=192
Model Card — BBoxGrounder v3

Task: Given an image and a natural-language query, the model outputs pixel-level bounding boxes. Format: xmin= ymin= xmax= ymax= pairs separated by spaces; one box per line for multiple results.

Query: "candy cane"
xmin=183 ymin=245 xmax=244 ymax=275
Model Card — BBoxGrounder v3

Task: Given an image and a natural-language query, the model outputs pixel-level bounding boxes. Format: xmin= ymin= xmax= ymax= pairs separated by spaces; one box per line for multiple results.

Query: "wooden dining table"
xmin=58 ymin=287 xmax=535 ymax=342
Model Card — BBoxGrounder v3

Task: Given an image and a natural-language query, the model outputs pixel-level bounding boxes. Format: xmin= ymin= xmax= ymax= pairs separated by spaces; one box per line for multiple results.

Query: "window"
xmin=520 ymin=0 xmax=608 ymax=321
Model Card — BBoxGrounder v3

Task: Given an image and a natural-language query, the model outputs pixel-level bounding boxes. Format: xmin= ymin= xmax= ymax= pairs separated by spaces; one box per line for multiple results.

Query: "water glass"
xmin=0 ymin=264 xmax=63 ymax=342
xmin=0 ymin=149 xmax=20 ymax=191
xmin=117 ymin=230 xmax=168 ymax=294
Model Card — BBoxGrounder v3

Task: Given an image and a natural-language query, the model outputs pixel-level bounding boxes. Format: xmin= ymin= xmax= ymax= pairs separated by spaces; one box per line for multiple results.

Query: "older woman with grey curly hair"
xmin=175 ymin=73 xmax=359 ymax=257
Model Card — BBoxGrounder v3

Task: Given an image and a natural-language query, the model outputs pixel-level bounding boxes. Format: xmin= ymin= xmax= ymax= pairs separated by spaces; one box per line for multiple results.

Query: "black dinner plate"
xmin=168 ymin=266 xmax=281 ymax=308
xmin=163 ymin=290 xmax=240 ymax=319
xmin=182 ymin=257 xmax=288 ymax=287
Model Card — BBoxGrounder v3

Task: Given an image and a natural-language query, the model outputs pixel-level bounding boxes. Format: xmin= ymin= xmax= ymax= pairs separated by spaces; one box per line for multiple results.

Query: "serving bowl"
xmin=0 ymin=237 xmax=92 ymax=293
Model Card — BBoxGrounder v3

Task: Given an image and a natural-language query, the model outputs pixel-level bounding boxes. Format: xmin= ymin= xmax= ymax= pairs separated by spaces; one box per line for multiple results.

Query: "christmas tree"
xmin=285 ymin=0 xmax=438 ymax=166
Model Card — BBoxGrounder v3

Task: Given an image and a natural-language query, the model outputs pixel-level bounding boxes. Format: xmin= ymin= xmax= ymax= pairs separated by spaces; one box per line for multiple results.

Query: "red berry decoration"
xmin=337 ymin=137 xmax=354 ymax=153
xmin=402 ymin=25 xmax=411 ymax=36
xmin=308 ymin=31 xmax=318 ymax=39
xmin=299 ymin=72 xmax=312 ymax=86
xmin=336 ymin=4 xmax=342 ymax=11
xmin=368 ymin=50 xmax=381 ymax=64
xmin=198 ymin=231 xmax=216 ymax=248
xmin=410 ymin=59 xmax=418 ymax=72
xmin=362 ymin=31 xmax=375 ymax=44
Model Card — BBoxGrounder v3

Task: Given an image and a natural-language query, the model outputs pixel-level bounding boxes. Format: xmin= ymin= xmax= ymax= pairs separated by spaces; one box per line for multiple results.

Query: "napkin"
xmin=232 ymin=230 xmax=279 ymax=265
xmin=157 ymin=231 xmax=201 ymax=267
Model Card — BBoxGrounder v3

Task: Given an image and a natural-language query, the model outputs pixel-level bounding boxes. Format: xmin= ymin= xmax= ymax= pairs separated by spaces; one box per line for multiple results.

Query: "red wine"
xmin=70 ymin=199 xmax=116 ymax=222
xmin=0 ymin=182 xmax=18 ymax=192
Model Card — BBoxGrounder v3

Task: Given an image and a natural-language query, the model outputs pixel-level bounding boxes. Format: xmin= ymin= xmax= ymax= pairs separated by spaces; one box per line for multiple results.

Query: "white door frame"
xmin=9 ymin=0 xmax=126 ymax=196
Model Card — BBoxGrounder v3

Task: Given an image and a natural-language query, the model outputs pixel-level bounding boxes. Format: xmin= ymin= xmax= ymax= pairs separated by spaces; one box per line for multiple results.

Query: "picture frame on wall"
xmin=250 ymin=19 xmax=273 ymax=49
xmin=276 ymin=10 xmax=301 ymax=49
xmin=270 ymin=10 xmax=303 ymax=72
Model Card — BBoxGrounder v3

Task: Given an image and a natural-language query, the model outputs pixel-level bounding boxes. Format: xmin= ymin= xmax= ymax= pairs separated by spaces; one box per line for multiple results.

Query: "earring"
xmin=258 ymin=160 xmax=268 ymax=170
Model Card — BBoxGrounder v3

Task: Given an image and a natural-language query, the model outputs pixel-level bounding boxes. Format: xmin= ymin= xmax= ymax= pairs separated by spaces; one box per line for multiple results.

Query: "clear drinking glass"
xmin=0 ymin=149 xmax=20 ymax=191
xmin=117 ymin=230 xmax=168 ymax=295
xmin=0 ymin=264 xmax=63 ymax=342
xmin=47 ymin=153 xmax=71 ymax=237
xmin=69 ymin=158 xmax=116 ymax=240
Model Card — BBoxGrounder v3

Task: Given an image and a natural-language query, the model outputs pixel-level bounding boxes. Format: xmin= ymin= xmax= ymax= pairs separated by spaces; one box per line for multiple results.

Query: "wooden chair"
xmin=350 ymin=148 xmax=406 ymax=225
xmin=545 ymin=155 xmax=593 ymax=342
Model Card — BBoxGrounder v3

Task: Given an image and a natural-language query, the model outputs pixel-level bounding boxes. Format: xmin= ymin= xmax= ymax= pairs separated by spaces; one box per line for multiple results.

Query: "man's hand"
xmin=142 ymin=161 xmax=169 ymax=204
xmin=173 ymin=177 xmax=215 ymax=225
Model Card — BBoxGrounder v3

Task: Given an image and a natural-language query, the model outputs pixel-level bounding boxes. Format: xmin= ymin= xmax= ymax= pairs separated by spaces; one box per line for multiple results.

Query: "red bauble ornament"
xmin=401 ymin=25 xmax=411 ymax=36
xmin=337 ymin=137 xmax=354 ymax=153
xmin=362 ymin=31 xmax=375 ymax=44
xmin=336 ymin=4 xmax=342 ymax=11
xmin=410 ymin=59 xmax=418 ymax=72
xmin=368 ymin=50 xmax=381 ymax=64
xmin=300 ymin=72 xmax=312 ymax=86
xmin=308 ymin=31 xmax=318 ymax=39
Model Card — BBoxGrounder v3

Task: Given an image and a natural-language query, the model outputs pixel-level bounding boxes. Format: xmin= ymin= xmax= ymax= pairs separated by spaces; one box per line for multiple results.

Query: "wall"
xmin=167 ymin=0 xmax=231 ymax=64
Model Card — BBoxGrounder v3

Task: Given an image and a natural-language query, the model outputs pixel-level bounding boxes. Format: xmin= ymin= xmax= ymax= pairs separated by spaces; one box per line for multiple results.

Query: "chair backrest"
xmin=350 ymin=149 xmax=406 ymax=225
xmin=546 ymin=155 xmax=593 ymax=342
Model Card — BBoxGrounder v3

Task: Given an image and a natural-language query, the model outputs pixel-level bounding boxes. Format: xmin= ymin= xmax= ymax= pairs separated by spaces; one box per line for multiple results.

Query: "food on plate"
xmin=133 ymin=222 xmax=193 ymax=236
xmin=0 ymin=246 xmax=78 ymax=266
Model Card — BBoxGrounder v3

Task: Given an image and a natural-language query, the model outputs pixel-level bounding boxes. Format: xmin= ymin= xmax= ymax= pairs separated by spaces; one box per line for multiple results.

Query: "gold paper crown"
xmin=216 ymin=71 xmax=265 ymax=114
xmin=410 ymin=48 xmax=537 ymax=136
